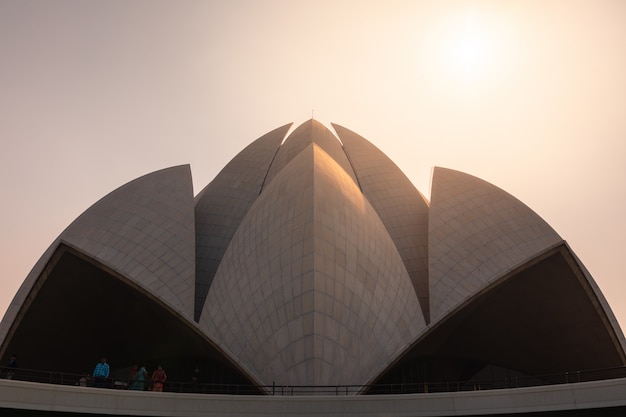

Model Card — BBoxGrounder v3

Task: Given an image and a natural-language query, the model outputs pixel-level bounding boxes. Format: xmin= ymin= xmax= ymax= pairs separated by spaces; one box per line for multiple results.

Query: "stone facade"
xmin=0 ymin=120 xmax=624 ymax=391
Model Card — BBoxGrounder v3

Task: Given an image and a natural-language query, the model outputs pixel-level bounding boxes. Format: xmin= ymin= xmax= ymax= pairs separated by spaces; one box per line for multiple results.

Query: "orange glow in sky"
xmin=0 ymin=1 xmax=625 ymax=330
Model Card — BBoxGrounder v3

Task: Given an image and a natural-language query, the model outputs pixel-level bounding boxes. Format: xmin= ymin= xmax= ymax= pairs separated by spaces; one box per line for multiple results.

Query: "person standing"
xmin=78 ymin=372 xmax=89 ymax=387
xmin=152 ymin=365 xmax=167 ymax=392
xmin=190 ymin=365 xmax=201 ymax=393
xmin=131 ymin=365 xmax=147 ymax=390
xmin=6 ymin=355 xmax=18 ymax=380
xmin=92 ymin=357 xmax=110 ymax=388
xmin=128 ymin=364 xmax=138 ymax=389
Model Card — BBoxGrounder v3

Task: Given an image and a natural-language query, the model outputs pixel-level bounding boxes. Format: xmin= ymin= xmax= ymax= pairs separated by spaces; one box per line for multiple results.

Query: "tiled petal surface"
xmin=335 ymin=123 xmax=430 ymax=323
xmin=429 ymin=167 xmax=563 ymax=324
xmin=61 ymin=165 xmax=196 ymax=319
xmin=194 ymin=124 xmax=290 ymax=320
xmin=200 ymin=144 xmax=425 ymax=386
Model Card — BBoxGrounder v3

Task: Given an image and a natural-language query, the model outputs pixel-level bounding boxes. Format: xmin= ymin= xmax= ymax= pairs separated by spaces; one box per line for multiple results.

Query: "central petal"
xmin=199 ymin=143 xmax=425 ymax=386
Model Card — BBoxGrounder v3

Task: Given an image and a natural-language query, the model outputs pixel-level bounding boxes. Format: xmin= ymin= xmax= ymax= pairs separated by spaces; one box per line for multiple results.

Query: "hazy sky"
xmin=1 ymin=1 xmax=625 ymax=330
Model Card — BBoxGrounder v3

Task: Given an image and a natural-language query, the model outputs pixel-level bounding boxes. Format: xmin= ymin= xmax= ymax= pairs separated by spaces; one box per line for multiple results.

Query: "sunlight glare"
xmin=418 ymin=8 xmax=517 ymax=97
xmin=449 ymin=16 xmax=493 ymax=80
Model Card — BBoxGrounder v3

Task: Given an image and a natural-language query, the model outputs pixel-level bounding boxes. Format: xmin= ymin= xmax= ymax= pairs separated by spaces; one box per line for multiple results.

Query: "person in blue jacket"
xmin=92 ymin=357 xmax=110 ymax=388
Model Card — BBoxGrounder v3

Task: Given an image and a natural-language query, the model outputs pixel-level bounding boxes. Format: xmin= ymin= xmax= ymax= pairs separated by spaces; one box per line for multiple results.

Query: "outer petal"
xmin=372 ymin=167 xmax=625 ymax=385
xmin=61 ymin=165 xmax=196 ymax=318
xmin=0 ymin=165 xmax=196 ymax=358
xmin=199 ymin=144 xmax=425 ymax=386
xmin=429 ymin=167 xmax=562 ymax=324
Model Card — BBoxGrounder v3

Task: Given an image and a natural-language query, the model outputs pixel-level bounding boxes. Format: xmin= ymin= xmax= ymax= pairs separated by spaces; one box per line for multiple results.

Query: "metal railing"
xmin=2 ymin=365 xmax=626 ymax=396
xmin=366 ymin=366 xmax=626 ymax=395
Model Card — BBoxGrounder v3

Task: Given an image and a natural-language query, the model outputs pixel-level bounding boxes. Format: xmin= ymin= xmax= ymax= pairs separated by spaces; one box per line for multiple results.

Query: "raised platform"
xmin=1 ymin=378 xmax=626 ymax=416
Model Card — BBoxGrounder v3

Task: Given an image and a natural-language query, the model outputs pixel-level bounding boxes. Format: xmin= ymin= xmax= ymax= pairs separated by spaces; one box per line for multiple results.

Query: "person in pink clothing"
xmin=152 ymin=365 xmax=167 ymax=392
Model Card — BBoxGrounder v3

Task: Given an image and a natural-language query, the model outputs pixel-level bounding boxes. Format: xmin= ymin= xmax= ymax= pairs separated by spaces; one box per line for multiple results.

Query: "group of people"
xmin=3 ymin=354 xmax=172 ymax=391
xmin=91 ymin=357 xmax=167 ymax=391
xmin=127 ymin=363 xmax=167 ymax=391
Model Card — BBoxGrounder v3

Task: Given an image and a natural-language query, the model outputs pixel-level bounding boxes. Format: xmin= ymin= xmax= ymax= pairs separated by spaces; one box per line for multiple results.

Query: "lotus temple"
xmin=1 ymin=120 xmax=625 ymax=416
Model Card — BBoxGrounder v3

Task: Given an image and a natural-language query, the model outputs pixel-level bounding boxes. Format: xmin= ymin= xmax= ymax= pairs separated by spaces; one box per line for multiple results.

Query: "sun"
xmin=419 ymin=9 xmax=515 ymax=92
xmin=447 ymin=16 xmax=494 ymax=81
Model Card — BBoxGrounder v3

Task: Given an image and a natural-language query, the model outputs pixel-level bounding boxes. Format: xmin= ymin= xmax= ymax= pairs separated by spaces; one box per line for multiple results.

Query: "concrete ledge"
xmin=1 ymin=378 xmax=626 ymax=416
